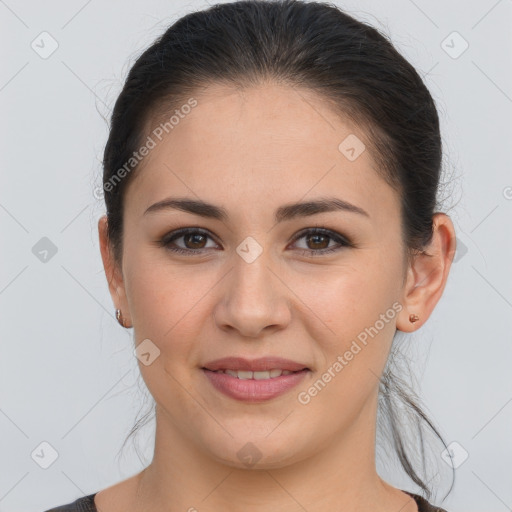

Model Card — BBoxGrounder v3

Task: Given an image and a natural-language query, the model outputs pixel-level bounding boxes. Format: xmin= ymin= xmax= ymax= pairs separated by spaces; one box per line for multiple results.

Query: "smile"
xmin=209 ymin=369 xmax=297 ymax=379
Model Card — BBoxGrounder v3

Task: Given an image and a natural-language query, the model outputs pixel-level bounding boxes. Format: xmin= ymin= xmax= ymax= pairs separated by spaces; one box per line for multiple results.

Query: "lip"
xmin=201 ymin=356 xmax=311 ymax=402
xmin=202 ymin=367 xmax=309 ymax=402
xmin=202 ymin=356 xmax=309 ymax=372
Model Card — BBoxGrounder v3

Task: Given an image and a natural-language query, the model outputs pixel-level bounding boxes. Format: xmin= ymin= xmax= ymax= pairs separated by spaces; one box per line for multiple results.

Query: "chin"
xmin=202 ymin=429 xmax=312 ymax=470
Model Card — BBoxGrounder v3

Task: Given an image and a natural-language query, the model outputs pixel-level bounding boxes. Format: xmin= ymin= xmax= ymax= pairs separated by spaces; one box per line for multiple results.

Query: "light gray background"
xmin=1 ymin=1 xmax=511 ymax=511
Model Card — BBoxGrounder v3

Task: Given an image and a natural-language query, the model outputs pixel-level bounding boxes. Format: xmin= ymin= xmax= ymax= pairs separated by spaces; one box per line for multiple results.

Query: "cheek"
xmin=124 ymin=252 xmax=215 ymax=363
xmin=125 ymin=260 xmax=207 ymax=403
xmin=294 ymin=262 xmax=388 ymax=337
xmin=124 ymin=245 xmax=193 ymax=325
xmin=295 ymin=252 xmax=401 ymax=378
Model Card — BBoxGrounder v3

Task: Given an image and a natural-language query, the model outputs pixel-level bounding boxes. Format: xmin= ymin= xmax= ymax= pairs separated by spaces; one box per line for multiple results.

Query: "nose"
xmin=213 ymin=251 xmax=292 ymax=338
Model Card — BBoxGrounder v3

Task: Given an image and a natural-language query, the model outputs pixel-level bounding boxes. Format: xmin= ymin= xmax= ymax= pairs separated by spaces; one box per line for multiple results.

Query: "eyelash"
xmin=158 ymin=227 xmax=353 ymax=257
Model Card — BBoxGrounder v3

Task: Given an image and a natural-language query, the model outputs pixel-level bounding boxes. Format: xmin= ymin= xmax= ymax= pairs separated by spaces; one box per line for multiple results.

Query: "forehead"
xmin=125 ymin=82 xmax=399 ymax=224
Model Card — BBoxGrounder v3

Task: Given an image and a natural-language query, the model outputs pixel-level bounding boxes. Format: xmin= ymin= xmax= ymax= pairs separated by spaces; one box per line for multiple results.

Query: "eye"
xmin=159 ymin=228 xmax=219 ymax=255
xmin=159 ymin=227 xmax=352 ymax=256
xmin=290 ymin=228 xmax=352 ymax=256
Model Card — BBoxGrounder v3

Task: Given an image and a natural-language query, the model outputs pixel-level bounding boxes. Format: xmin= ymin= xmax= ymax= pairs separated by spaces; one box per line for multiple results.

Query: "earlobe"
xmin=396 ymin=213 xmax=456 ymax=332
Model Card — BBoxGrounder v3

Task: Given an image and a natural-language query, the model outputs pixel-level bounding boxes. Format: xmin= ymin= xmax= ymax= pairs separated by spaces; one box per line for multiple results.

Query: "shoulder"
xmin=42 ymin=493 xmax=97 ymax=512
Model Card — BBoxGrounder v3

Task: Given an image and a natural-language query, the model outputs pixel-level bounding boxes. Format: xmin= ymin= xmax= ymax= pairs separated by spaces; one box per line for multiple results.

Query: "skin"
xmin=97 ymin=82 xmax=456 ymax=512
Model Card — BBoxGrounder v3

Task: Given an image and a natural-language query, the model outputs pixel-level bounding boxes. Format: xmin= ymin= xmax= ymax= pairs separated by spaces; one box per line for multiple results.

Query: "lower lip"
xmin=202 ymin=369 xmax=309 ymax=402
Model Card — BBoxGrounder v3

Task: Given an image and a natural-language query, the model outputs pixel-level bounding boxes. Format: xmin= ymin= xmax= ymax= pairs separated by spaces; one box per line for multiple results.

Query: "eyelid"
xmin=160 ymin=227 xmax=220 ymax=247
xmin=289 ymin=227 xmax=352 ymax=247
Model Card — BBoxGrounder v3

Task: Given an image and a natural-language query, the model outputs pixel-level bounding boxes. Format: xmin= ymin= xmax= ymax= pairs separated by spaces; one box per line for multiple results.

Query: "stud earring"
xmin=115 ymin=308 xmax=129 ymax=328
xmin=409 ymin=313 xmax=420 ymax=323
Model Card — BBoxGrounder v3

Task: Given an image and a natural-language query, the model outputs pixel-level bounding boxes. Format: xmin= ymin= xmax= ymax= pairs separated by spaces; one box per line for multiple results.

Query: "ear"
xmin=98 ymin=215 xmax=132 ymax=327
xmin=396 ymin=213 xmax=456 ymax=332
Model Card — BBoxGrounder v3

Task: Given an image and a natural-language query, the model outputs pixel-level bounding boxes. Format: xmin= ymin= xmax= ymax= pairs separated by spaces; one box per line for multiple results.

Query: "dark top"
xmin=43 ymin=489 xmax=449 ymax=511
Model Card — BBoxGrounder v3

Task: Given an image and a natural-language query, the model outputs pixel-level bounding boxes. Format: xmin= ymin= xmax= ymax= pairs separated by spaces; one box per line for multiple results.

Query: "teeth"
xmin=212 ymin=368 xmax=297 ymax=379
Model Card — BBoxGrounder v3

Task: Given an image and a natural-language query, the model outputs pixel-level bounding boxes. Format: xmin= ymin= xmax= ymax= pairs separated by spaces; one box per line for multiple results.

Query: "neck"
xmin=132 ymin=389 xmax=416 ymax=512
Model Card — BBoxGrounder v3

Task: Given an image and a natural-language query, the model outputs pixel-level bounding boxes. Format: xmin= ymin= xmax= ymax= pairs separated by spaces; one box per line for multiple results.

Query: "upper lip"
xmin=202 ymin=356 xmax=309 ymax=372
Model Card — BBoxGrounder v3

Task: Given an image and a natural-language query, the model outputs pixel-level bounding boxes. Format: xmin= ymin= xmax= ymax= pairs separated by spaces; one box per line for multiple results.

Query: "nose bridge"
xmin=214 ymin=241 xmax=290 ymax=336
xmin=231 ymin=242 xmax=276 ymax=309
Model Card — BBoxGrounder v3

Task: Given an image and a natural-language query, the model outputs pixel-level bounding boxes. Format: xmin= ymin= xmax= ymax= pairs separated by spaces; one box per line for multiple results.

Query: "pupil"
xmin=308 ymin=234 xmax=328 ymax=249
xmin=186 ymin=233 xmax=206 ymax=249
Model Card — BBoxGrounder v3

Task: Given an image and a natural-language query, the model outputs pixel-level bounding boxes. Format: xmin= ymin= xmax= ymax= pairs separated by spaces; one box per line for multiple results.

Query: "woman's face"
xmin=104 ymin=82 xmax=411 ymax=468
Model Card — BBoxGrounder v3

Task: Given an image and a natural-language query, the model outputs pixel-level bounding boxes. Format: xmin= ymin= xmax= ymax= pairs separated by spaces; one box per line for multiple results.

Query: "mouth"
xmin=202 ymin=355 xmax=310 ymax=373
xmin=201 ymin=356 xmax=310 ymax=402
xmin=202 ymin=368 xmax=306 ymax=379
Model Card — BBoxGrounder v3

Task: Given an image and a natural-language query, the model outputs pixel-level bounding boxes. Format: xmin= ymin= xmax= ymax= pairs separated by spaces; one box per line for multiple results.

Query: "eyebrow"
xmin=143 ymin=196 xmax=369 ymax=222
